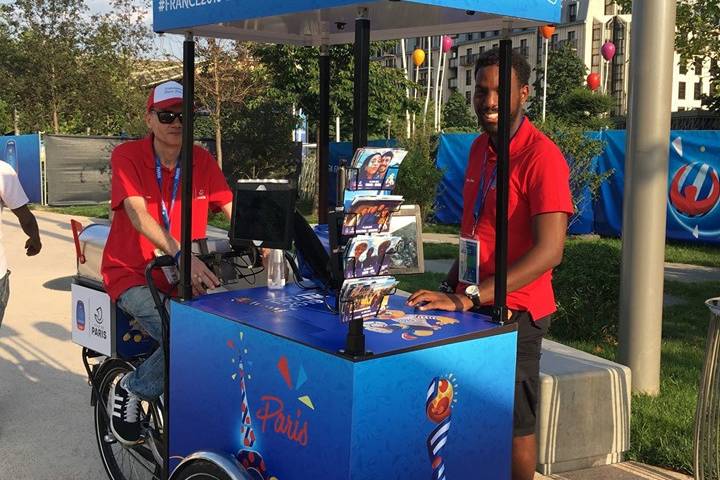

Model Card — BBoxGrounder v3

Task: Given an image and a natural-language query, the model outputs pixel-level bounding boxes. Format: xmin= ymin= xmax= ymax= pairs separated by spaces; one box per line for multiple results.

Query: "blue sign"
xmin=435 ymin=130 xmax=720 ymax=244
xmin=0 ymin=134 xmax=42 ymax=203
xmin=153 ymin=0 xmax=562 ymax=42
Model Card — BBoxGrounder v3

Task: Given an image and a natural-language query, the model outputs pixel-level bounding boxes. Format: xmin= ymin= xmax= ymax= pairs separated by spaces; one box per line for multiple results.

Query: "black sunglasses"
xmin=152 ymin=110 xmax=183 ymax=124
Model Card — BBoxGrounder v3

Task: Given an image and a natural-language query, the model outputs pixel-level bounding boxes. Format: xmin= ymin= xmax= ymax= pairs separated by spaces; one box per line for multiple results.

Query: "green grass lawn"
xmin=423 ymin=242 xmax=458 ymax=260
xmin=421 ymin=236 xmax=720 ymax=267
xmin=32 ymin=203 xmax=110 ymax=219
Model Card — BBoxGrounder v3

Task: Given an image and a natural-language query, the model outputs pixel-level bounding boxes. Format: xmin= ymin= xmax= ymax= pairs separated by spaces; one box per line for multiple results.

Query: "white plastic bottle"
xmin=267 ymin=248 xmax=286 ymax=289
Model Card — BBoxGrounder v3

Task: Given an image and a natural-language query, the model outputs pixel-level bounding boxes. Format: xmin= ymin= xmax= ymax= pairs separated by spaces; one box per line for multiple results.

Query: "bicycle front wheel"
xmin=94 ymin=359 xmax=163 ymax=480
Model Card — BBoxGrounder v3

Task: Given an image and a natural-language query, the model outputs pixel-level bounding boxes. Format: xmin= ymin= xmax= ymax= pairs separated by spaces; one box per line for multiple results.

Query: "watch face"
xmin=465 ymin=284 xmax=479 ymax=297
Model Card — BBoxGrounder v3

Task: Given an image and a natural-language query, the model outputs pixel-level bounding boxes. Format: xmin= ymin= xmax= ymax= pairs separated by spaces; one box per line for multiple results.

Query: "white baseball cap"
xmin=146 ymin=81 xmax=184 ymax=112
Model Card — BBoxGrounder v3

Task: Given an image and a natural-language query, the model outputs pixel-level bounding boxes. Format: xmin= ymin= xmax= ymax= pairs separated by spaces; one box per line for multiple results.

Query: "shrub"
xmin=395 ymin=126 xmax=444 ymax=221
xmin=550 ymin=238 xmax=621 ymax=342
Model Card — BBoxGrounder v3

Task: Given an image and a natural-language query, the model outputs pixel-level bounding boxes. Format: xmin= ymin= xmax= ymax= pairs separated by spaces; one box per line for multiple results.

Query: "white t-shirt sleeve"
xmin=0 ymin=161 xmax=29 ymax=210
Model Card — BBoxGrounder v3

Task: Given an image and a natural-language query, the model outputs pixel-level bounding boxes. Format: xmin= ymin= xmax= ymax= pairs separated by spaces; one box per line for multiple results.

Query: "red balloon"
xmin=442 ymin=36 xmax=453 ymax=53
xmin=601 ymin=41 xmax=616 ymax=61
xmin=587 ymin=72 xmax=601 ymax=91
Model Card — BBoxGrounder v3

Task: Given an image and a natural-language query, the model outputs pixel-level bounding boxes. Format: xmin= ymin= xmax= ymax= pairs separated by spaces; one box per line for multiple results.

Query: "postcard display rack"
xmin=333 ymin=147 xmax=407 ymax=356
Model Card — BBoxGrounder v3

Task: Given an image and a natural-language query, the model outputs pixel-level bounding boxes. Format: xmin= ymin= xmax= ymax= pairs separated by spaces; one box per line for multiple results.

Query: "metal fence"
xmin=695 ymin=298 xmax=720 ymax=479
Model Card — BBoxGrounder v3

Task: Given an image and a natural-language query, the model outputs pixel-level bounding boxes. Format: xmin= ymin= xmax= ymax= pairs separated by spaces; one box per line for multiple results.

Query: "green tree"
xmin=537 ymin=117 xmax=613 ymax=226
xmin=559 ymin=88 xmax=615 ymax=130
xmin=395 ymin=120 xmax=444 ymax=221
xmin=221 ymin=95 xmax=300 ymax=181
xmin=252 ymin=42 xmax=418 ymax=141
xmin=616 ymin=0 xmax=720 ymax=111
xmin=529 ymin=42 xmax=613 ymax=128
xmin=0 ymin=0 xmax=151 ymax=134
xmin=442 ymin=90 xmax=477 ymax=132
xmin=529 ymin=42 xmax=586 ymax=119
xmin=195 ymin=39 xmax=260 ymax=168
xmin=0 ymin=98 xmax=12 ymax=134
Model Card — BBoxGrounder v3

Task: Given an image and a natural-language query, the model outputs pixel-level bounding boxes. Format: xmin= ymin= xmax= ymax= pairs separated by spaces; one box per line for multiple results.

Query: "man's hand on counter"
xmin=406 ymin=290 xmax=473 ymax=312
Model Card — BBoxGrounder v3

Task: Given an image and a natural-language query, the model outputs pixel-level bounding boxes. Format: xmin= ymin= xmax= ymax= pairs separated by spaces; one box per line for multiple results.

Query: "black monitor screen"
xmin=230 ymin=181 xmax=296 ymax=250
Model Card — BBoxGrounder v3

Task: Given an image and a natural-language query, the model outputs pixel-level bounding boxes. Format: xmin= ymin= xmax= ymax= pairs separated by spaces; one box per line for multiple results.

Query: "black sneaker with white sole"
xmin=108 ymin=374 xmax=142 ymax=445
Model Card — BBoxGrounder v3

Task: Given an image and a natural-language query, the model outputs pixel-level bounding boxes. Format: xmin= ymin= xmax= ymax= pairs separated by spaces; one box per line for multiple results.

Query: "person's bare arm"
xmin=408 ymin=212 xmax=568 ymax=311
xmin=220 ymin=201 xmax=232 ymax=220
xmin=11 ymin=205 xmax=41 ymax=256
xmin=123 ymin=196 xmax=219 ymax=294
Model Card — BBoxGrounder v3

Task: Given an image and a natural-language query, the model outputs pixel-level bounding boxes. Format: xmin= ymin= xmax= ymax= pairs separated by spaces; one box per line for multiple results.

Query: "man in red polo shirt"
xmin=101 ymin=80 xmax=233 ymax=445
xmin=407 ymin=49 xmax=573 ymax=480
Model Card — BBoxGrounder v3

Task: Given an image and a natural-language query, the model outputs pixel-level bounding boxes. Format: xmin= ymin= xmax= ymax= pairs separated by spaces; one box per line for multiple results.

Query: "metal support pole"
xmin=542 ymin=38 xmax=549 ymax=122
xmin=319 ymin=45 xmax=330 ymax=222
xmin=352 ymin=9 xmax=370 ymax=152
xmin=618 ymin=0 xmax=676 ymax=395
xmin=179 ymin=34 xmax=195 ymax=302
xmin=493 ymin=39 xmax=511 ymax=324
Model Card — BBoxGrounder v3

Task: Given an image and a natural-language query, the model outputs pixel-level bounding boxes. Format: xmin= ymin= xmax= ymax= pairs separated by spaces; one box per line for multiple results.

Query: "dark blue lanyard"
xmin=155 ymin=155 xmax=181 ymax=231
xmin=472 ymin=151 xmax=497 ymax=234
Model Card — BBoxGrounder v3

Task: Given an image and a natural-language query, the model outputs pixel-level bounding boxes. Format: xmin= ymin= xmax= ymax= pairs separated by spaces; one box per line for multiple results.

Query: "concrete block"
xmin=537 ymin=339 xmax=631 ymax=475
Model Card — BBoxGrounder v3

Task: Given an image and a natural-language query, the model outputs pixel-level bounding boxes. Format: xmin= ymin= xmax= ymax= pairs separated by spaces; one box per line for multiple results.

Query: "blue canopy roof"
xmin=153 ymin=0 xmax=561 ymax=45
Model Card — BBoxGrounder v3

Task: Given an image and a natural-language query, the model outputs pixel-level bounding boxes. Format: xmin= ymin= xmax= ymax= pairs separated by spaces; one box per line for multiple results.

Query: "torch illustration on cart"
xmin=235 ymin=351 xmax=272 ymax=480
xmin=426 ymin=376 xmax=456 ymax=480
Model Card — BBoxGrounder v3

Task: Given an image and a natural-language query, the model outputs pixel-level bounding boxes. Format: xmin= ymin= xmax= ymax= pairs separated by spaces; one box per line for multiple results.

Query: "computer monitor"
xmin=230 ymin=179 xmax=296 ymax=250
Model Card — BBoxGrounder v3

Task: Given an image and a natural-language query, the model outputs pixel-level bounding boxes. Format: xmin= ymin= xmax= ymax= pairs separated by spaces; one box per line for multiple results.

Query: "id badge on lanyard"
xmin=156 ymin=156 xmax=181 ymax=285
xmin=459 ymin=151 xmax=496 ymax=286
xmin=459 ymin=237 xmax=479 ymax=285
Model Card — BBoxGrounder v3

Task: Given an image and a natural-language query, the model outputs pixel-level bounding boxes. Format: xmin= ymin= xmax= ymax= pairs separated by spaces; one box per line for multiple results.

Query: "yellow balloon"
xmin=412 ymin=48 xmax=426 ymax=66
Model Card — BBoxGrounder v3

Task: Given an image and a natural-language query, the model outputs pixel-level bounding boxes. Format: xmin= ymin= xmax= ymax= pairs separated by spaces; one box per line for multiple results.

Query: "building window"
xmin=551 ymin=33 xmax=558 ymax=50
xmin=466 ymin=90 xmax=471 ymax=103
xmin=467 ymin=33 xmax=473 ymax=41
xmin=519 ymin=38 xmax=528 ymax=57
xmin=492 ymin=43 xmax=498 ymax=49
xmin=569 ymin=3 xmax=577 ymax=22
xmin=679 ymin=60 xmax=688 ymax=75
xmin=480 ymin=32 xmax=486 ymax=39
xmin=479 ymin=46 xmax=485 ymax=53
xmin=568 ymin=31 xmax=576 ymax=41
xmin=494 ymin=30 xmax=500 ymax=37
xmin=678 ymin=82 xmax=686 ymax=100
xmin=466 ymin=69 xmax=472 ymax=86
xmin=694 ymin=58 xmax=703 ymax=75
xmin=695 ymin=81 xmax=703 ymax=100
xmin=466 ymin=48 xmax=472 ymax=57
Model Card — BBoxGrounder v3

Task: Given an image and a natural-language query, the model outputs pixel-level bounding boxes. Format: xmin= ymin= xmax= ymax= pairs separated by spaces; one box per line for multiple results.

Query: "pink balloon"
xmin=442 ymin=36 xmax=453 ymax=53
xmin=601 ymin=41 xmax=616 ymax=61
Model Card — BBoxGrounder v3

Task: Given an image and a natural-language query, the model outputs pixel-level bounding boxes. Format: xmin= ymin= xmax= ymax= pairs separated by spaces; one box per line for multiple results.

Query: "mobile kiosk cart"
xmin=73 ymin=2 xmax=561 ymax=480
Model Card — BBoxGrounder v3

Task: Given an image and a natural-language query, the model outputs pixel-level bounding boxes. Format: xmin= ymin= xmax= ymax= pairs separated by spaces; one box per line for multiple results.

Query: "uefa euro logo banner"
xmin=592 ymin=130 xmax=720 ymax=244
xmin=434 ymin=130 xmax=720 ymax=245
xmin=667 ymin=132 xmax=720 ymax=241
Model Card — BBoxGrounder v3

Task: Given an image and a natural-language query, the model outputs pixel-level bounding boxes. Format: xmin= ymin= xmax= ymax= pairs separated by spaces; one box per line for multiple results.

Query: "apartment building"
xmin=394 ymin=0 xmax=714 ymax=117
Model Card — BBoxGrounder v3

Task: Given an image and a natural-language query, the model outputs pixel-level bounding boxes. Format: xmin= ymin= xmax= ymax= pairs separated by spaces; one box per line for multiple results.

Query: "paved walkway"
xmin=536 ymin=462 xmax=691 ymax=480
xmin=0 ymin=211 xmax=106 ymax=478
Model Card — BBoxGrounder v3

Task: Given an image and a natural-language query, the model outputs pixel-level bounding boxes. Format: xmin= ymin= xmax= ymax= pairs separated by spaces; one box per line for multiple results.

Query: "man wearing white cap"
xmin=101 ymin=81 xmax=233 ymax=444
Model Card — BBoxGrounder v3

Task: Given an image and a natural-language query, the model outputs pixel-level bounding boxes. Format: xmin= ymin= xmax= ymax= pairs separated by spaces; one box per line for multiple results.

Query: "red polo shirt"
xmin=458 ymin=117 xmax=573 ymax=321
xmin=101 ymin=135 xmax=233 ymax=301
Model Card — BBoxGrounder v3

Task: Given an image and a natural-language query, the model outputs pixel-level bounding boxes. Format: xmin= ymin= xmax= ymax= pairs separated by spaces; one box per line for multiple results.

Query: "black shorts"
xmin=510 ymin=310 xmax=551 ymax=437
